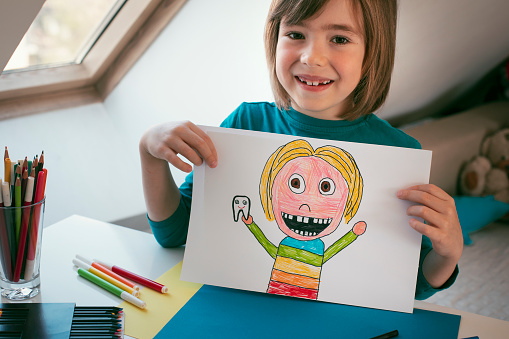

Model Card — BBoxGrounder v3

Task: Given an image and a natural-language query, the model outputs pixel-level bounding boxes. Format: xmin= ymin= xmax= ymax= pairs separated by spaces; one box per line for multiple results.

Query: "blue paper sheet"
xmin=157 ymin=285 xmax=461 ymax=338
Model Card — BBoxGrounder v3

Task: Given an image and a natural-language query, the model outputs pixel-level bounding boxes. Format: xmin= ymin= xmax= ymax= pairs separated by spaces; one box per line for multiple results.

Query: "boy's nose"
xmin=300 ymin=42 xmax=327 ymax=67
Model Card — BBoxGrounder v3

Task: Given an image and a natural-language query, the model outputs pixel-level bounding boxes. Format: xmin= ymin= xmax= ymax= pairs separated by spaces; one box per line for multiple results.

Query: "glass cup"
xmin=0 ymin=197 xmax=45 ymax=300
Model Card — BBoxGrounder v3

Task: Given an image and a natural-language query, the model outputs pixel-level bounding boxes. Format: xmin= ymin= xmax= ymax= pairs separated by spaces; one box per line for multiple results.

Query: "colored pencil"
xmin=24 ymin=169 xmax=46 ymax=279
xmin=4 ymin=158 xmax=11 ymax=186
xmin=0 ymin=182 xmax=13 ymax=280
xmin=74 ymin=266 xmax=146 ymax=309
xmin=13 ymin=177 xmax=34 ymax=282
xmin=38 ymin=151 xmax=44 ymax=172
xmin=20 ymin=170 xmax=27 ymax=208
xmin=72 ymin=258 xmax=139 ymax=297
xmin=13 ymin=177 xmax=21 ymax=244
xmin=76 ymin=255 xmax=140 ymax=291
xmin=94 ymin=259 xmax=168 ymax=293
xmin=1 ymin=181 xmax=16 ymax=274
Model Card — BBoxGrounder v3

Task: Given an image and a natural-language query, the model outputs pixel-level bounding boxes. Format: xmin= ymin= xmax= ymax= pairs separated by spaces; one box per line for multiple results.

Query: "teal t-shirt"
xmin=148 ymin=102 xmax=457 ymax=299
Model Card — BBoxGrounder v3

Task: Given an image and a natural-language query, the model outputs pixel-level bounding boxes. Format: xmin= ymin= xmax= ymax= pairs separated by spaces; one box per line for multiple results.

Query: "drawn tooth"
xmin=318 ymin=219 xmax=323 ymax=224
xmin=232 ymin=195 xmax=250 ymax=222
xmin=303 ymin=217 xmax=309 ymax=223
xmin=313 ymin=218 xmax=318 ymax=223
xmin=289 ymin=215 xmax=293 ymax=220
xmin=297 ymin=216 xmax=303 ymax=222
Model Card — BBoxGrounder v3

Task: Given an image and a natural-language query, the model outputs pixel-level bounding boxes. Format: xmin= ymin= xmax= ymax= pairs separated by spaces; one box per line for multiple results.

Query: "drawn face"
xmin=271 ymin=156 xmax=349 ymax=240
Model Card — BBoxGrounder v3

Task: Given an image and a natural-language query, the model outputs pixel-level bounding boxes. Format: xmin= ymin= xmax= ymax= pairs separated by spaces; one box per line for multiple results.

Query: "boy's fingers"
xmin=166 ymin=138 xmax=202 ymax=165
xmin=403 ymin=184 xmax=451 ymax=201
xmin=186 ymin=124 xmax=218 ymax=167
xmin=398 ymin=188 xmax=454 ymax=214
xmin=406 ymin=205 xmax=442 ymax=227
xmin=179 ymin=125 xmax=217 ymax=168
xmin=409 ymin=218 xmax=439 ymax=239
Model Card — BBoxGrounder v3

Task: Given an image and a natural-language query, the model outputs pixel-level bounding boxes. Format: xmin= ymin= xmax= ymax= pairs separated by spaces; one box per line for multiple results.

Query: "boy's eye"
xmin=331 ymin=36 xmax=349 ymax=44
xmin=286 ymin=32 xmax=305 ymax=40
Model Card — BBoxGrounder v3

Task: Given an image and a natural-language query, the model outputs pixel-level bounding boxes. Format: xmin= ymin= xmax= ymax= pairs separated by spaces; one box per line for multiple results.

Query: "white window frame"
xmin=0 ymin=0 xmax=188 ymax=120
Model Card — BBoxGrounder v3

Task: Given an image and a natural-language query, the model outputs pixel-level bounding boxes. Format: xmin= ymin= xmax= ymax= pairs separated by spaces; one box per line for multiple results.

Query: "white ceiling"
xmin=380 ymin=0 xmax=509 ymax=121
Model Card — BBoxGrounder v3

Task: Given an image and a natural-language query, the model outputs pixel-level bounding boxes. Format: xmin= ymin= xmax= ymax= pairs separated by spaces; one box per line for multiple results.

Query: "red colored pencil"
xmin=94 ymin=259 xmax=168 ymax=293
xmin=24 ymin=170 xmax=46 ymax=279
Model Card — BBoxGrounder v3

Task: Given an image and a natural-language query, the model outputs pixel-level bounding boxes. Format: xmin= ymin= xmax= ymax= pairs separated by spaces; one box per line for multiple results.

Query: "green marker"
xmin=75 ymin=267 xmax=146 ymax=309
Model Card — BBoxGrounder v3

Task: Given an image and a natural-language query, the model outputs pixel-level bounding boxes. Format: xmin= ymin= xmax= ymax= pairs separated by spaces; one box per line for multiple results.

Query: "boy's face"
xmin=275 ymin=0 xmax=365 ymax=120
xmin=271 ymin=156 xmax=349 ymax=241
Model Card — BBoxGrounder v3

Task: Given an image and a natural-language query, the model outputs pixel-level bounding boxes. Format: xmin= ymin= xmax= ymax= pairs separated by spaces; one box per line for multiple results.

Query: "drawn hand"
xmin=397 ymin=184 xmax=463 ymax=261
xmin=140 ymin=121 xmax=217 ymax=173
xmin=242 ymin=215 xmax=253 ymax=225
xmin=352 ymin=221 xmax=366 ymax=235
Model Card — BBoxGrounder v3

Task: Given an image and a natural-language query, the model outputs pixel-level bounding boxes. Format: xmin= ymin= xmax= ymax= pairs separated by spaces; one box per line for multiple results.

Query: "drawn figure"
xmin=232 ymin=139 xmax=366 ymax=300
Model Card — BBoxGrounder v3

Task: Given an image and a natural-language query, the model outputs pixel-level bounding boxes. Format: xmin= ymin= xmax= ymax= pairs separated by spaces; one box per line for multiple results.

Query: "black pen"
xmin=370 ymin=329 xmax=399 ymax=339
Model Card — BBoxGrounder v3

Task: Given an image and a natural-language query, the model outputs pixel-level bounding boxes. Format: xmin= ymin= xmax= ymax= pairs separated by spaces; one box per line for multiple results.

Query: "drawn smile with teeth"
xmin=297 ymin=77 xmax=332 ymax=86
xmin=281 ymin=212 xmax=333 ymax=237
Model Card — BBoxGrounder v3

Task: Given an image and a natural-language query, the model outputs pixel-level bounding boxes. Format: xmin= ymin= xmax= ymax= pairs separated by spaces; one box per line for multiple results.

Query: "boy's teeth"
xmin=301 ymin=78 xmax=331 ymax=86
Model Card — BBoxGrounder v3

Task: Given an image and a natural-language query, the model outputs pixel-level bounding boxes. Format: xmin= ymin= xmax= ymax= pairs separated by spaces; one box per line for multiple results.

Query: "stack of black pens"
xmin=71 ymin=306 xmax=124 ymax=339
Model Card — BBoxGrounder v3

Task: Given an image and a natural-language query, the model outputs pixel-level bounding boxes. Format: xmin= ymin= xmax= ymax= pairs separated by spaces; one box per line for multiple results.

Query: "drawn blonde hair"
xmin=260 ymin=140 xmax=363 ymax=224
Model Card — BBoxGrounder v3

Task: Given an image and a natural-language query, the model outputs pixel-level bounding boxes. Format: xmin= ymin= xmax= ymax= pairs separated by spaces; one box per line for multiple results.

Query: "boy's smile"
xmin=275 ymin=0 xmax=365 ymax=120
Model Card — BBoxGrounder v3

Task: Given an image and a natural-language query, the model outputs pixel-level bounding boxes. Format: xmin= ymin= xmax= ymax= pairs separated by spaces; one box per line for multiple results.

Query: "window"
xmin=0 ymin=0 xmax=187 ymax=120
xmin=4 ymin=0 xmax=124 ymax=72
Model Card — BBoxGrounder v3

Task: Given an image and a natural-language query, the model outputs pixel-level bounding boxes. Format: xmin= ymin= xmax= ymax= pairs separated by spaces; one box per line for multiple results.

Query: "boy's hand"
xmin=397 ymin=184 xmax=463 ymax=262
xmin=140 ymin=121 xmax=217 ymax=173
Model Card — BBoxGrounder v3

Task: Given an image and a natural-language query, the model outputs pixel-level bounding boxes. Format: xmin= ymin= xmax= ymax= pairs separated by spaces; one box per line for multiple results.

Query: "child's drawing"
xmin=232 ymin=139 xmax=366 ymax=300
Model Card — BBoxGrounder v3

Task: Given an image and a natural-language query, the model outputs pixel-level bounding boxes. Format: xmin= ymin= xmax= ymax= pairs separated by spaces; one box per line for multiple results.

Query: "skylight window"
xmin=4 ymin=0 xmax=126 ymax=73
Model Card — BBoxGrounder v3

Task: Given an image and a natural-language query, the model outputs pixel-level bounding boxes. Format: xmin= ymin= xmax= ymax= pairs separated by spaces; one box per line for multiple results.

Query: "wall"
xmin=1 ymin=0 xmax=509 ymax=228
xmin=1 ymin=0 xmax=273 ymax=228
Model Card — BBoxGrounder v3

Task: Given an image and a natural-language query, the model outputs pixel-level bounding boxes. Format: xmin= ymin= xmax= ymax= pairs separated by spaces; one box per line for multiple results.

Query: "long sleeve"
xmin=415 ymin=235 xmax=459 ymax=300
xmin=245 ymin=220 xmax=278 ymax=259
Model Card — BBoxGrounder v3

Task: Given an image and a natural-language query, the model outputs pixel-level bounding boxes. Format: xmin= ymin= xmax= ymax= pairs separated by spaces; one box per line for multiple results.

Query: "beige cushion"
xmin=405 ymin=101 xmax=509 ymax=195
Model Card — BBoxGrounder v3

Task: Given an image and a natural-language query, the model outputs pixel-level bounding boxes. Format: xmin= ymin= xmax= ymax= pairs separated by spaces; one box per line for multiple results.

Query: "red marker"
xmin=94 ymin=259 xmax=168 ymax=293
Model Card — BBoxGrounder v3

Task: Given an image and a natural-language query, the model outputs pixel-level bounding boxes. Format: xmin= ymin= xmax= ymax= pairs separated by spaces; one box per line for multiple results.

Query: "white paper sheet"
xmin=181 ymin=126 xmax=432 ymax=313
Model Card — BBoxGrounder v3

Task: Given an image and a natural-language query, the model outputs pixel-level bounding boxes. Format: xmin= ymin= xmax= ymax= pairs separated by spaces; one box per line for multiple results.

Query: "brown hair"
xmin=264 ymin=0 xmax=398 ymax=120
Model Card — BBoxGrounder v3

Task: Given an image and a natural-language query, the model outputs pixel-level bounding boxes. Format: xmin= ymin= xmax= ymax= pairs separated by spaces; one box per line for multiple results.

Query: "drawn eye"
xmin=319 ymin=178 xmax=335 ymax=195
xmin=288 ymin=173 xmax=305 ymax=194
xmin=243 ymin=200 xmax=247 ymax=205
xmin=235 ymin=199 xmax=239 ymax=204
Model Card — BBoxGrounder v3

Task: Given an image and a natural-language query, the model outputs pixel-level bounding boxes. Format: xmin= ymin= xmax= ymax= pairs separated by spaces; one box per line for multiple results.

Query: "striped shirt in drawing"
xmin=245 ymin=221 xmax=360 ymax=300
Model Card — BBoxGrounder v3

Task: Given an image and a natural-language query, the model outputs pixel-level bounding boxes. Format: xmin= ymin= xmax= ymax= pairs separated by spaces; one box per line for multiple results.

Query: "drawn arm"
xmin=323 ymin=221 xmax=366 ymax=264
xmin=242 ymin=216 xmax=277 ymax=259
